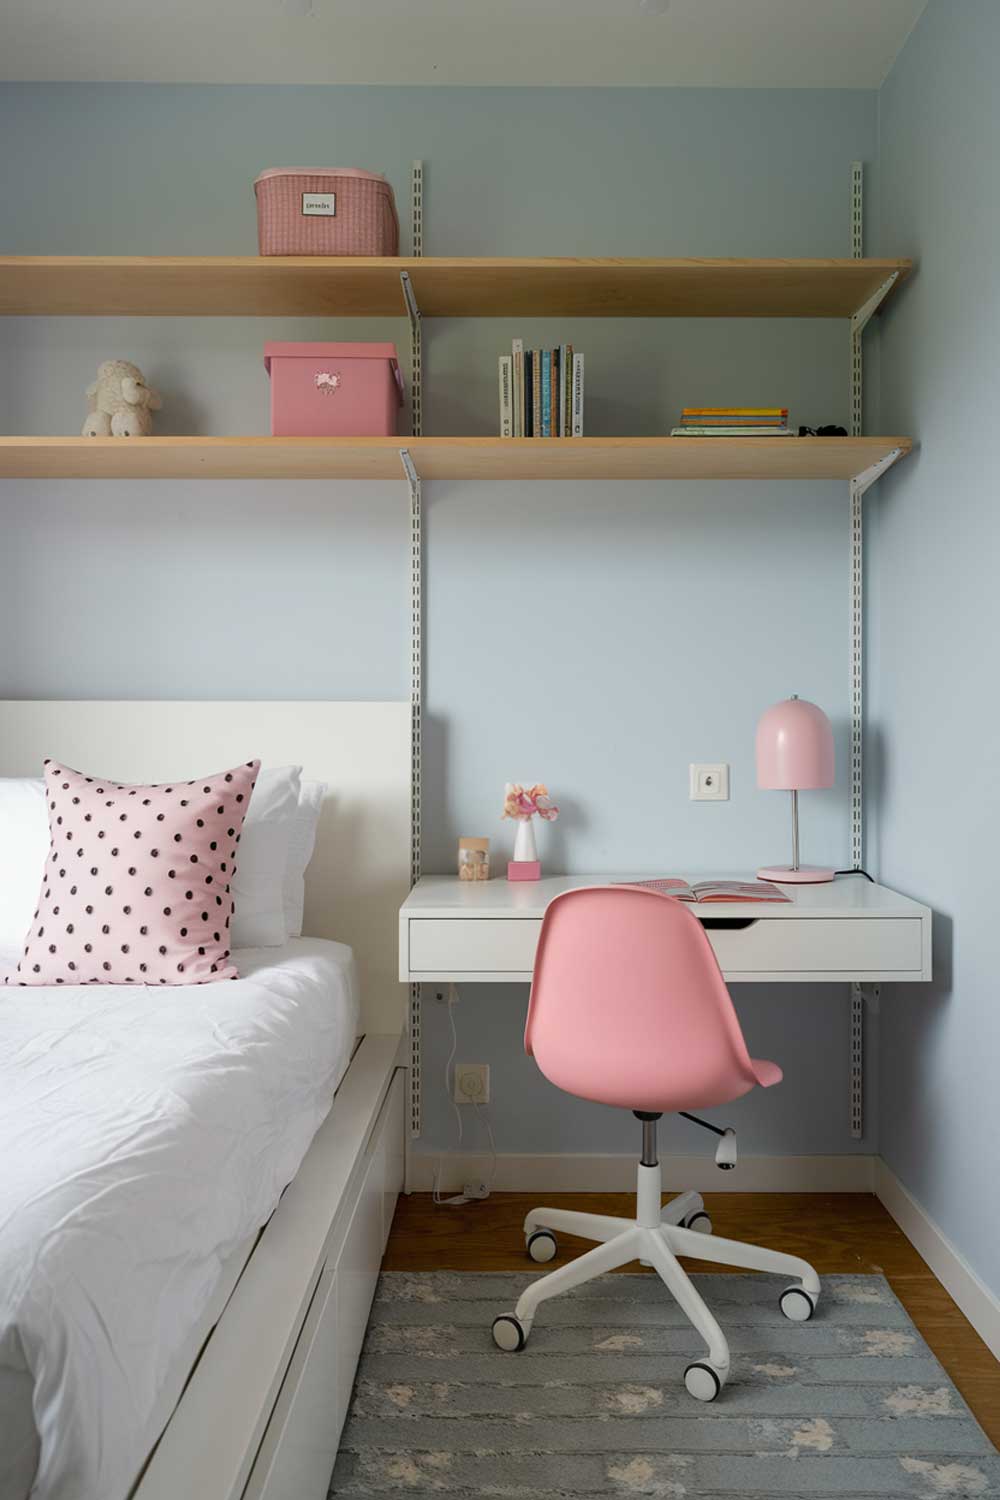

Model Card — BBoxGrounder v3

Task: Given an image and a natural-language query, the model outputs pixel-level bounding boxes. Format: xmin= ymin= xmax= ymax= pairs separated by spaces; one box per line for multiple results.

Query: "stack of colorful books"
xmin=499 ymin=341 xmax=584 ymax=437
xmin=671 ymin=407 xmax=792 ymax=436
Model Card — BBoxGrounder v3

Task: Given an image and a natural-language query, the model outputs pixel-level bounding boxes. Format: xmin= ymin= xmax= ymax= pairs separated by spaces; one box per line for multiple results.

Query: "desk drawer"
xmin=407 ymin=914 xmax=924 ymax=979
xmin=706 ymin=917 xmax=923 ymax=975
xmin=409 ymin=918 xmax=541 ymax=972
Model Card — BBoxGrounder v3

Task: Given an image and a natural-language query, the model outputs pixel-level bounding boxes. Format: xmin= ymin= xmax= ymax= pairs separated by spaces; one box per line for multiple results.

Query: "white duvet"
xmin=0 ymin=938 xmax=359 ymax=1500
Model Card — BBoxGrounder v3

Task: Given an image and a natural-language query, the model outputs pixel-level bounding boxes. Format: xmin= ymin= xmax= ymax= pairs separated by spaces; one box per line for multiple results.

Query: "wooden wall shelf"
xmin=0 ymin=436 xmax=911 ymax=482
xmin=0 ymin=257 xmax=911 ymax=320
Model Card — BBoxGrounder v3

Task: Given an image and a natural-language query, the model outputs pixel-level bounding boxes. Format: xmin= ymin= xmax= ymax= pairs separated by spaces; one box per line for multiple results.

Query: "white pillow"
xmin=232 ymin=765 xmax=303 ymax=948
xmin=0 ymin=778 xmax=49 ymax=948
xmin=284 ymin=779 xmax=326 ymax=937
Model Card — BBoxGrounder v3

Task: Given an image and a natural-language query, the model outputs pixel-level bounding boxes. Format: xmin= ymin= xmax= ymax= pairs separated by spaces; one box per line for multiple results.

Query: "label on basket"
xmin=302 ymin=192 xmax=337 ymax=216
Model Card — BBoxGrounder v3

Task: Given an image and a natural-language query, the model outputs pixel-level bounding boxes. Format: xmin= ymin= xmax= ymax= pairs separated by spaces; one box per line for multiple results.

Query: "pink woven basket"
xmin=254 ymin=168 xmax=399 ymax=256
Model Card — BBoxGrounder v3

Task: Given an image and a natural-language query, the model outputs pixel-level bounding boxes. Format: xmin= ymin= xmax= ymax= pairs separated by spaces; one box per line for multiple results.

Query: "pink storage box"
xmin=254 ymin=168 xmax=399 ymax=257
xmin=264 ymin=342 xmax=405 ymax=436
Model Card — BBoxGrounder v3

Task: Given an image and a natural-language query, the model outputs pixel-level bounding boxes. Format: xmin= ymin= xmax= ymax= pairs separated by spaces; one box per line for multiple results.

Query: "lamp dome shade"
xmin=756 ymin=697 xmax=834 ymax=790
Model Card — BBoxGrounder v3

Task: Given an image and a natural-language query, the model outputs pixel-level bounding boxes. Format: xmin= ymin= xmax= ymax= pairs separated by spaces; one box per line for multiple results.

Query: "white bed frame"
xmin=0 ymin=700 xmax=411 ymax=1500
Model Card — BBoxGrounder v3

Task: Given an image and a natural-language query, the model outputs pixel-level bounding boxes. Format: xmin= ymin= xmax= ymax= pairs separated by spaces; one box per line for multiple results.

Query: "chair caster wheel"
xmin=684 ymin=1360 xmax=726 ymax=1401
xmin=683 ymin=1210 xmax=713 ymax=1235
xmin=526 ymin=1229 xmax=557 ymax=1263
xmin=780 ymin=1285 xmax=818 ymax=1322
xmin=492 ymin=1314 xmax=528 ymax=1351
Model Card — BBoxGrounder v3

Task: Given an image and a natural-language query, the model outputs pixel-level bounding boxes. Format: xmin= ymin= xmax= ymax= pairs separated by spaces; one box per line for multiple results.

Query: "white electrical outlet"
xmin=690 ymin=763 xmax=730 ymax=801
xmin=454 ymin=1063 xmax=490 ymax=1104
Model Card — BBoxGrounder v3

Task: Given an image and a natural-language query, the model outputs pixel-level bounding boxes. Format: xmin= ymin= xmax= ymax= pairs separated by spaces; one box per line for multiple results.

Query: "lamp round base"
xmin=757 ymin=864 xmax=835 ymax=885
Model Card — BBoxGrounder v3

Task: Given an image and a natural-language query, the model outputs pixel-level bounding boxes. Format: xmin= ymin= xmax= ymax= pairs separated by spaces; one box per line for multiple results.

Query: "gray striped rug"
xmin=331 ymin=1272 xmax=999 ymax=1497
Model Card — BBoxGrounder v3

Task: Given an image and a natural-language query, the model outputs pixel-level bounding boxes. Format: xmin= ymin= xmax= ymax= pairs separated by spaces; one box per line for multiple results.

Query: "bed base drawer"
xmin=246 ymin=1066 xmax=405 ymax=1500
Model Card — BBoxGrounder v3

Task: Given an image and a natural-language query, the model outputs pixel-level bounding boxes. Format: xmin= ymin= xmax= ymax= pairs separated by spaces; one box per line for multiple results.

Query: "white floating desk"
xmin=399 ymin=874 xmax=932 ymax=985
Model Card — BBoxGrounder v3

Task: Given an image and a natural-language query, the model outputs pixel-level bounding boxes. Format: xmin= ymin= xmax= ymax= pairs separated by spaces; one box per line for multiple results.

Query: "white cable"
xmin=432 ymin=984 xmax=469 ymax=1206
xmin=431 ymin=983 xmax=499 ymax=1207
xmin=472 ymin=1098 xmax=498 ymax=1193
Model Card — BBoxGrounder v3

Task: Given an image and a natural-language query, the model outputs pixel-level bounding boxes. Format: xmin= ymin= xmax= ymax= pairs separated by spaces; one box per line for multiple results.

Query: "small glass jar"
xmin=458 ymin=837 xmax=490 ymax=881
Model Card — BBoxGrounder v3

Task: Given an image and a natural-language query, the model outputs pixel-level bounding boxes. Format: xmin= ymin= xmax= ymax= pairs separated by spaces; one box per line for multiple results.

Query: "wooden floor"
xmin=386 ymin=1191 xmax=1000 ymax=1447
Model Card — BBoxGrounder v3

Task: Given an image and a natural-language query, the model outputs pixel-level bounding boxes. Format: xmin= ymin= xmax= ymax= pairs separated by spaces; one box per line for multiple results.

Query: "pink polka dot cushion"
xmin=6 ymin=758 xmax=260 ymax=987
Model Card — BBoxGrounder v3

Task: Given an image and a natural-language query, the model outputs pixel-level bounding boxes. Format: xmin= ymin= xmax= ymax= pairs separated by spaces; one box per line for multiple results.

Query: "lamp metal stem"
xmin=790 ymin=788 xmax=800 ymax=871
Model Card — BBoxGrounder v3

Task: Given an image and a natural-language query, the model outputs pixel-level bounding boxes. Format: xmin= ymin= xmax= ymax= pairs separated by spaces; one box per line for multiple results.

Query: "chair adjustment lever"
xmin=679 ymin=1112 xmax=737 ymax=1170
xmin=679 ymin=1111 xmax=726 ymax=1137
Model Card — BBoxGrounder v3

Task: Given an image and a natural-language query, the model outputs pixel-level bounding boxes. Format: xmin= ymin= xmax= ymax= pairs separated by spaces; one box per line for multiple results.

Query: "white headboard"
xmin=0 ymin=701 xmax=410 ymax=1034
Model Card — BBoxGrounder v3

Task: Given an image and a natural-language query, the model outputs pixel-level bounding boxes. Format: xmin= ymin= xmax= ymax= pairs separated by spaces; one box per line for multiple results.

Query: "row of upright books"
xmin=499 ymin=342 xmax=584 ymax=437
xmin=671 ymin=407 xmax=792 ymax=436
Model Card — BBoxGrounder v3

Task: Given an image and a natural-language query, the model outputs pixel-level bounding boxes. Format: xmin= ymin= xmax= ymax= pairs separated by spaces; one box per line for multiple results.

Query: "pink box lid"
xmin=254 ymin=167 xmax=392 ymax=188
xmin=263 ymin=341 xmax=405 ymax=404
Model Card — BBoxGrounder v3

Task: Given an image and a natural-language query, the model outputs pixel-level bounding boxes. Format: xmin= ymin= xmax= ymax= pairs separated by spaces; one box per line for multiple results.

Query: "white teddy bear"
xmin=82 ymin=360 xmax=162 ymax=437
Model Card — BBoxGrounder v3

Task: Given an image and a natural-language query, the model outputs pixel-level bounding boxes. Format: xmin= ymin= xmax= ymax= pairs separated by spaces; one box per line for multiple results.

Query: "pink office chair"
xmin=490 ymin=885 xmax=821 ymax=1401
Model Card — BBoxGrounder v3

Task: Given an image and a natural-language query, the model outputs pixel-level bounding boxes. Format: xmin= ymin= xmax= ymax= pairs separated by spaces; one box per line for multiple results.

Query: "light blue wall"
xmin=0 ymin=83 xmax=878 ymax=1159
xmin=874 ymin=0 xmax=1000 ymax=1295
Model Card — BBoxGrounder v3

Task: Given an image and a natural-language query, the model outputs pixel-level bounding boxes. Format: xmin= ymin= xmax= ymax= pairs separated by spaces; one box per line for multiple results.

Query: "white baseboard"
xmin=874 ymin=1158 xmax=1000 ymax=1361
xmin=408 ymin=1151 xmax=875 ymax=1194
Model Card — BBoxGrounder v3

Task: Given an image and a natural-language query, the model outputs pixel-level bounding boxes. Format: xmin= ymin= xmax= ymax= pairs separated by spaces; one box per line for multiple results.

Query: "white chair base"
xmin=492 ymin=1161 xmax=821 ymax=1401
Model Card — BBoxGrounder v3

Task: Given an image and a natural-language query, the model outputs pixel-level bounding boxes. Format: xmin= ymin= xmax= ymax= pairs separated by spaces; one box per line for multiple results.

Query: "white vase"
xmin=513 ymin=818 xmax=538 ymax=863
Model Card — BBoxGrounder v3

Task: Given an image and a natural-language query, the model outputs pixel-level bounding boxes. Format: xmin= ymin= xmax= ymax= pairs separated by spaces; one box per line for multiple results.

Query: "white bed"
xmin=0 ymin=939 xmax=358 ymax=1500
xmin=0 ymin=701 xmax=411 ymax=1500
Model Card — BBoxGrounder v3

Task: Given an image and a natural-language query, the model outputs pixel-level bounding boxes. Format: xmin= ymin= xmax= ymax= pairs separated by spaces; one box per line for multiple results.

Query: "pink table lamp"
xmin=756 ymin=695 xmax=835 ymax=884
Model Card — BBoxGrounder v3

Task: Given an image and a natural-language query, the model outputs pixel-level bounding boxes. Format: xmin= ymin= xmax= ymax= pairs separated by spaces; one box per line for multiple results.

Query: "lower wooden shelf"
xmin=0 ymin=435 xmax=911 ymax=482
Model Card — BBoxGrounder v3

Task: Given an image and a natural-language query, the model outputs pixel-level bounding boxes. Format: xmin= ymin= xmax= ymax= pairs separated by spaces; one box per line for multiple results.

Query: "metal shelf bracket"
xmin=849 ymin=161 xmax=866 ymax=1144
xmin=404 ymin=161 xmax=424 ymax=445
xmin=402 ymin=441 xmax=424 ymax=1144
xmin=850 ymin=982 xmax=881 ymax=1141
xmin=399 ymin=445 xmax=420 ymax=490
xmin=850 ymin=983 xmax=865 ymax=1138
xmin=399 ymin=269 xmax=421 ymax=328
xmin=404 ymin=163 xmax=425 ymax=1152
xmin=851 ymin=271 xmax=900 ymax=339
xmin=400 ymin=268 xmax=423 ymax=445
xmin=852 ymin=445 xmax=905 ymax=500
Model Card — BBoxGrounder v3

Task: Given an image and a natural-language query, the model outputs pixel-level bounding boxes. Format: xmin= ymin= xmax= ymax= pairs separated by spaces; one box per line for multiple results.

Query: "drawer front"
xmin=249 ymin=1266 xmax=340 ymax=1500
xmin=379 ymin=1069 xmax=405 ymax=1250
xmin=334 ymin=1151 xmax=383 ymax=1436
xmin=242 ymin=1063 xmax=404 ymax=1500
xmin=409 ymin=918 xmax=542 ymax=972
xmin=408 ymin=914 xmax=923 ymax=978
xmin=706 ymin=917 xmax=923 ymax=974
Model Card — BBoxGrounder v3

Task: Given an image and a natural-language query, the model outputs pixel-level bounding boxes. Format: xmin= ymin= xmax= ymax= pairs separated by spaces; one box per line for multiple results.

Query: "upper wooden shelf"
xmin=0 ymin=436 xmax=911 ymax=482
xmin=0 ymin=257 xmax=911 ymax=320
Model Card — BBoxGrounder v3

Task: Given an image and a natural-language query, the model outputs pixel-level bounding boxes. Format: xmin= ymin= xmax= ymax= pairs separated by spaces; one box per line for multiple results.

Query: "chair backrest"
xmin=524 ymin=885 xmax=762 ymax=1113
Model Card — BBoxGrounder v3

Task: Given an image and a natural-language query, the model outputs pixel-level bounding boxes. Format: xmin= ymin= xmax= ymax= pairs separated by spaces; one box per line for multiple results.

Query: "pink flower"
xmin=502 ymin=782 xmax=559 ymax=822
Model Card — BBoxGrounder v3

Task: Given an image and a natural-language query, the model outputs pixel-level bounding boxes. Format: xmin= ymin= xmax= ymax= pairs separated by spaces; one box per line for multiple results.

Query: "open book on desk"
xmin=619 ymin=878 xmax=792 ymax=903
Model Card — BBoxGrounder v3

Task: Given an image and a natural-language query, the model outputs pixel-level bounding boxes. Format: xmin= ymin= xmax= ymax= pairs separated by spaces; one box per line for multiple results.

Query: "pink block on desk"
xmin=508 ymin=860 xmax=541 ymax=882
xmin=264 ymin=342 xmax=405 ymax=437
